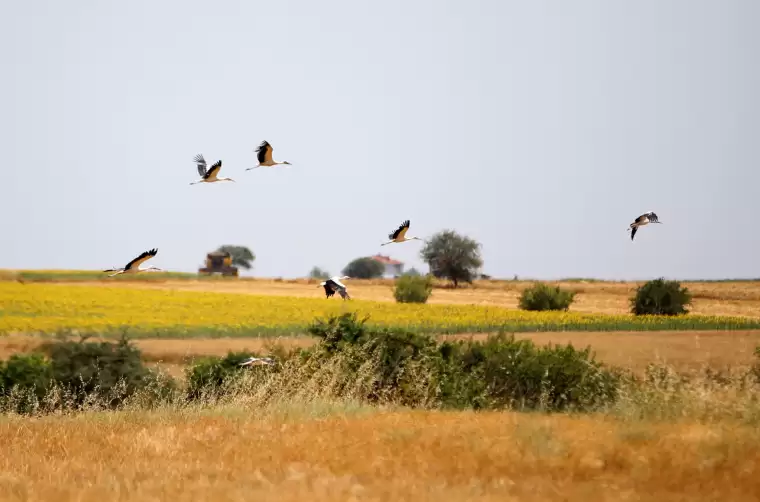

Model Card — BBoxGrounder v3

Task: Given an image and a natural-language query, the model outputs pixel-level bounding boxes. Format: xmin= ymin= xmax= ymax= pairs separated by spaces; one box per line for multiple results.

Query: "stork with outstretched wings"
xmin=381 ymin=220 xmax=422 ymax=246
xmin=190 ymin=154 xmax=235 ymax=184
xmin=319 ymin=276 xmax=351 ymax=300
xmin=628 ymin=212 xmax=662 ymax=241
xmin=247 ymin=141 xmax=291 ymax=170
xmin=103 ymin=248 xmax=162 ymax=277
xmin=238 ymin=356 xmax=276 ymax=367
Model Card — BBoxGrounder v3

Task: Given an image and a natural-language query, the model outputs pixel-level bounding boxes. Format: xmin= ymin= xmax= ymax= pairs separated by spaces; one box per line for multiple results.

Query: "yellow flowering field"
xmin=1 ymin=282 xmax=759 ymax=337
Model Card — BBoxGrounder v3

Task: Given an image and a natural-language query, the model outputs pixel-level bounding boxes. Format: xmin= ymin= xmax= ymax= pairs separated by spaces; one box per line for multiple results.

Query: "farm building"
xmin=370 ymin=254 xmax=404 ymax=278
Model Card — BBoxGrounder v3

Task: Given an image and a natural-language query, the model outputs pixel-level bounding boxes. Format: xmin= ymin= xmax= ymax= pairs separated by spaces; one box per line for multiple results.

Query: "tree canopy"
xmin=342 ymin=257 xmax=385 ymax=279
xmin=216 ymin=245 xmax=255 ymax=270
xmin=419 ymin=230 xmax=483 ymax=287
xmin=309 ymin=266 xmax=330 ymax=280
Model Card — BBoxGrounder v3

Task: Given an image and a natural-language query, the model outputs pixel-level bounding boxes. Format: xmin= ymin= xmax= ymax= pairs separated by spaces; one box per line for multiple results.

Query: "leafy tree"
xmin=216 ymin=245 xmax=255 ymax=270
xmin=342 ymin=257 xmax=384 ymax=279
xmin=309 ymin=266 xmax=330 ymax=280
xmin=420 ymin=230 xmax=483 ymax=287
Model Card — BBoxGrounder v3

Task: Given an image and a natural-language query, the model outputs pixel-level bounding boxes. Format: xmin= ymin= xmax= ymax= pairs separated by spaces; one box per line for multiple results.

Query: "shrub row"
xmin=187 ymin=313 xmax=623 ymax=412
xmin=395 ymin=276 xmax=693 ymax=315
xmin=516 ymin=278 xmax=693 ymax=315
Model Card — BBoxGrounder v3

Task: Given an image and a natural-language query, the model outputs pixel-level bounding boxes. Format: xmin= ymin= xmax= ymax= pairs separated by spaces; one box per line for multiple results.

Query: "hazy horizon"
xmin=2 ymin=1 xmax=758 ymax=281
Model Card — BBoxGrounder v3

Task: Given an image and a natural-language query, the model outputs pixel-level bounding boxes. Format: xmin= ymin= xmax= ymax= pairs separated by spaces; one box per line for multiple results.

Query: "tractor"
xmin=198 ymin=251 xmax=239 ymax=277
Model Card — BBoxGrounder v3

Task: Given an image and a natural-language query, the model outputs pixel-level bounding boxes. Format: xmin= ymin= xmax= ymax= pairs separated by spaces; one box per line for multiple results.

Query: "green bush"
xmin=518 ymin=283 xmax=576 ymax=311
xmin=0 ymin=353 xmax=53 ymax=413
xmin=45 ymin=335 xmax=155 ymax=408
xmin=437 ymin=334 xmax=620 ymax=411
xmin=186 ymin=351 xmax=273 ymax=400
xmin=393 ymin=274 xmax=433 ymax=304
xmin=630 ymin=278 xmax=692 ymax=316
xmin=304 ymin=313 xmax=440 ymax=406
xmin=308 ymin=312 xmax=370 ymax=352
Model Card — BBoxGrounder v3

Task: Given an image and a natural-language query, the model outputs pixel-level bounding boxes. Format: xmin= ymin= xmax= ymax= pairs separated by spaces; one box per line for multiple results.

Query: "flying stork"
xmin=103 ymin=248 xmax=162 ymax=277
xmin=190 ymin=154 xmax=235 ymax=184
xmin=246 ymin=141 xmax=291 ymax=170
xmin=238 ymin=356 xmax=276 ymax=367
xmin=319 ymin=276 xmax=351 ymax=300
xmin=627 ymin=212 xmax=662 ymax=241
xmin=381 ymin=220 xmax=422 ymax=246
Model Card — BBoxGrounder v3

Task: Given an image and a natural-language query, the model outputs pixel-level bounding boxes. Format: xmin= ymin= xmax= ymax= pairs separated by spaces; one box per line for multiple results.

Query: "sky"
xmin=1 ymin=0 xmax=758 ymax=280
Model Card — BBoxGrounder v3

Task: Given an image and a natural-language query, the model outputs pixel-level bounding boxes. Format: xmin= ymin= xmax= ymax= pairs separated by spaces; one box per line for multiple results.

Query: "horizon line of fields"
xmin=2 ymin=282 xmax=760 ymax=338
xmin=4 ymin=268 xmax=760 ymax=285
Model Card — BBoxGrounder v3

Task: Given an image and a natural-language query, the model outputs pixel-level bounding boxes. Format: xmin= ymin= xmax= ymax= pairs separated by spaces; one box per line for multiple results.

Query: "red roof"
xmin=370 ymin=254 xmax=403 ymax=265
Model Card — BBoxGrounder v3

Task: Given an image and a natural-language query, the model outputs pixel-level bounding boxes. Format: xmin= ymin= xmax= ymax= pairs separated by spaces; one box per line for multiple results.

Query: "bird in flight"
xmin=319 ymin=276 xmax=351 ymax=300
xmin=238 ymin=356 xmax=276 ymax=367
xmin=103 ymin=248 xmax=162 ymax=277
xmin=190 ymin=154 xmax=235 ymax=184
xmin=628 ymin=212 xmax=662 ymax=241
xmin=247 ymin=141 xmax=292 ymax=170
xmin=381 ymin=220 xmax=422 ymax=246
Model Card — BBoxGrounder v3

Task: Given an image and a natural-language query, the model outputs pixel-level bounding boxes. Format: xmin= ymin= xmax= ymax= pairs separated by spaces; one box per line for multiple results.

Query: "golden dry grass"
xmin=42 ymin=277 xmax=760 ymax=317
xmin=0 ymin=404 xmax=758 ymax=501
xmin=3 ymin=330 xmax=759 ymax=375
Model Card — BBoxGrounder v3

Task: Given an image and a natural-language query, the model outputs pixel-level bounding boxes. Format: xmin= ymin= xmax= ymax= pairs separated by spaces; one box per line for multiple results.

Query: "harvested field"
xmin=0 ymin=403 xmax=758 ymax=501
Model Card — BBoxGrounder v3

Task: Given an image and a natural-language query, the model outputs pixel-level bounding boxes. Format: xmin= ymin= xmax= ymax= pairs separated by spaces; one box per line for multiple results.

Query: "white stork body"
xmin=238 ymin=356 xmax=276 ymax=367
xmin=319 ymin=276 xmax=351 ymax=300
xmin=628 ymin=212 xmax=662 ymax=241
xmin=381 ymin=220 xmax=422 ymax=246
xmin=103 ymin=248 xmax=162 ymax=277
xmin=190 ymin=154 xmax=235 ymax=184
xmin=246 ymin=141 xmax=291 ymax=170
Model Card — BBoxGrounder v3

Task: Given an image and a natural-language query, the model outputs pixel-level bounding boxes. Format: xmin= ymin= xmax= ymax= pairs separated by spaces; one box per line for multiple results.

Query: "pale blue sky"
xmin=1 ymin=1 xmax=757 ymax=279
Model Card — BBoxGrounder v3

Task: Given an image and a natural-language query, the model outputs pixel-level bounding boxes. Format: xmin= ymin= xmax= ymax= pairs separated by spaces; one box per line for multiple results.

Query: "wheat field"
xmin=1 ymin=401 xmax=758 ymax=501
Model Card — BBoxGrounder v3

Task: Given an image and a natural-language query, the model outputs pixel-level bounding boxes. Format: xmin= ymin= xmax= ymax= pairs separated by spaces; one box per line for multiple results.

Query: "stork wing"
xmin=389 ymin=220 xmax=410 ymax=240
xmin=329 ymin=277 xmax=347 ymax=289
xmin=124 ymin=248 xmax=158 ymax=270
xmin=239 ymin=357 xmax=275 ymax=367
xmin=193 ymin=154 xmax=207 ymax=177
xmin=635 ymin=213 xmax=649 ymax=223
xmin=338 ymin=288 xmax=351 ymax=300
xmin=204 ymin=160 xmax=222 ymax=180
xmin=630 ymin=226 xmax=638 ymax=241
xmin=256 ymin=141 xmax=273 ymax=164
xmin=323 ymin=283 xmax=336 ymax=297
